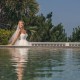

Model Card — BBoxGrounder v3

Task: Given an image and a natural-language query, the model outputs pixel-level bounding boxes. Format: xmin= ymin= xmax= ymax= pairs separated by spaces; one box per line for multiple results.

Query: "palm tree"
xmin=0 ymin=0 xmax=39 ymax=26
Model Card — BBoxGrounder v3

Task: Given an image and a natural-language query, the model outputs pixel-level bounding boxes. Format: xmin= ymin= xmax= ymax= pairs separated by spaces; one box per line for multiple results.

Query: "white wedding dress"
xmin=15 ymin=33 xmax=31 ymax=46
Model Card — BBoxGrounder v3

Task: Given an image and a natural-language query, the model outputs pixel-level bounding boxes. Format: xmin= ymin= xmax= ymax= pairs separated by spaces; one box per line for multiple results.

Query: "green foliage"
xmin=50 ymin=23 xmax=67 ymax=42
xmin=0 ymin=0 xmax=39 ymax=26
xmin=27 ymin=12 xmax=53 ymax=41
xmin=0 ymin=0 xmax=68 ymax=43
xmin=0 ymin=29 xmax=14 ymax=44
xmin=69 ymin=26 xmax=80 ymax=42
xmin=27 ymin=12 xmax=67 ymax=42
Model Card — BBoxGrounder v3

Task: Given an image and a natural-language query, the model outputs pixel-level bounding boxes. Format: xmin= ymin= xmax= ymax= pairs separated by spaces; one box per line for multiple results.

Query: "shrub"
xmin=0 ymin=29 xmax=14 ymax=45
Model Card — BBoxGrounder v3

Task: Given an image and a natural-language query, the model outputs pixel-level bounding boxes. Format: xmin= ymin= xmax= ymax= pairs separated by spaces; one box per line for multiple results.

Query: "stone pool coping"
xmin=0 ymin=42 xmax=80 ymax=48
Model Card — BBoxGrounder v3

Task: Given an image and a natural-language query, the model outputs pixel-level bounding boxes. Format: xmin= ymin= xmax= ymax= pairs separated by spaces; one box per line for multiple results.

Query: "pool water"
xmin=0 ymin=48 xmax=80 ymax=80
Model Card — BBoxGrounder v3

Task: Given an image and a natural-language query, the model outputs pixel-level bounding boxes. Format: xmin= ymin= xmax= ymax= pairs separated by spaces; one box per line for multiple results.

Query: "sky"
xmin=37 ymin=0 xmax=80 ymax=36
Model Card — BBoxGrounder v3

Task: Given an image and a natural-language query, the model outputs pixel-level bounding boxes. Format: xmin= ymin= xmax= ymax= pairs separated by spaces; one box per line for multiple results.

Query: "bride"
xmin=9 ymin=20 xmax=31 ymax=46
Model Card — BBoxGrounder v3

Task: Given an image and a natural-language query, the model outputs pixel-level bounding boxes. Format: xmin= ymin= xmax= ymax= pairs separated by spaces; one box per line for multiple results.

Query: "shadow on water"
xmin=0 ymin=48 xmax=80 ymax=80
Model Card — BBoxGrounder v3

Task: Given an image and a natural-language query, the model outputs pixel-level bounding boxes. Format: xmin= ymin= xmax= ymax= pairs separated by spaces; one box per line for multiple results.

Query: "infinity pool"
xmin=0 ymin=48 xmax=80 ymax=80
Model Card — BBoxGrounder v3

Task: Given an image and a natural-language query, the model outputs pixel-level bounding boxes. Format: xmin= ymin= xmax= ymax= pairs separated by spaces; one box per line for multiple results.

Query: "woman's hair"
xmin=18 ymin=20 xmax=24 ymax=24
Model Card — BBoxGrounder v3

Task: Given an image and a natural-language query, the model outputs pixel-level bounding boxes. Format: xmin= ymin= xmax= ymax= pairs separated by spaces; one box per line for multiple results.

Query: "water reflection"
xmin=72 ymin=49 xmax=80 ymax=70
xmin=23 ymin=48 xmax=65 ymax=80
xmin=0 ymin=48 xmax=80 ymax=80
xmin=9 ymin=48 xmax=29 ymax=80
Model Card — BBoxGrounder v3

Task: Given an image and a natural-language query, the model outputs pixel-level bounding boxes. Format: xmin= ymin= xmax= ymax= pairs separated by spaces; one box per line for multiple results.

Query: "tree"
xmin=69 ymin=26 xmax=80 ymax=42
xmin=50 ymin=23 xmax=67 ymax=42
xmin=0 ymin=0 xmax=68 ymax=42
xmin=27 ymin=12 xmax=67 ymax=42
xmin=0 ymin=0 xmax=39 ymax=26
xmin=28 ymin=12 xmax=53 ymax=42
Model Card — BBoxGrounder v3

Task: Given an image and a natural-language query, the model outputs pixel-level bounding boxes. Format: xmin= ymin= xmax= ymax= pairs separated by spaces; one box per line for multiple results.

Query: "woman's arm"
xmin=11 ymin=30 xmax=21 ymax=45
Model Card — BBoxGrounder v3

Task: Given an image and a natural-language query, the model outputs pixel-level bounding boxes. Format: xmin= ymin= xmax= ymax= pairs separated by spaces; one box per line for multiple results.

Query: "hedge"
xmin=0 ymin=29 xmax=14 ymax=45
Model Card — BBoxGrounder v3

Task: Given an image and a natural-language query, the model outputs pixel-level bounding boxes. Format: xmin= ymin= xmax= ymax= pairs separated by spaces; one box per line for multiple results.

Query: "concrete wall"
xmin=31 ymin=42 xmax=80 ymax=48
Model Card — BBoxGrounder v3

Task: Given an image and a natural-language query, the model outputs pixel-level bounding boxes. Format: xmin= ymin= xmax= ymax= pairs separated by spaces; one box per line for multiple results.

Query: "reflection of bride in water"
xmin=9 ymin=48 xmax=29 ymax=80
xmin=8 ymin=20 xmax=31 ymax=80
xmin=9 ymin=20 xmax=31 ymax=46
